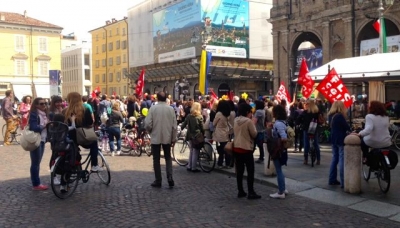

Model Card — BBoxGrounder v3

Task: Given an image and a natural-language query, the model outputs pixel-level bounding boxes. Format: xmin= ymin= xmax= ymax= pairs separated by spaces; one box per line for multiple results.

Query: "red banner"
xmin=135 ymin=68 xmax=145 ymax=97
xmin=297 ymin=58 xmax=315 ymax=98
xmin=275 ymin=82 xmax=291 ymax=103
xmin=316 ymin=68 xmax=353 ymax=108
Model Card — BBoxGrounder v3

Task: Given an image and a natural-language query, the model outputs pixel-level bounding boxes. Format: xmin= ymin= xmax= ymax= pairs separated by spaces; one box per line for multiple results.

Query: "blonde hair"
xmin=306 ymin=99 xmax=319 ymax=114
xmin=328 ymin=100 xmax=347 ymax=116
xmin=190 ymin=102 xmax=202 ymax=116
xmin=112 ymin=102 xmax=120 ymax=111
xmin=64 ymin=92 xmax=84 ymax=125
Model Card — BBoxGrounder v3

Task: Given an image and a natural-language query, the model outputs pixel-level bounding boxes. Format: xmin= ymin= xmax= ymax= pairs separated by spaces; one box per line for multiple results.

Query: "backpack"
xmin=136 ymin=116 xmax=146 ymax=131
xmin=278 ymin=120 xmax=295 ymax=149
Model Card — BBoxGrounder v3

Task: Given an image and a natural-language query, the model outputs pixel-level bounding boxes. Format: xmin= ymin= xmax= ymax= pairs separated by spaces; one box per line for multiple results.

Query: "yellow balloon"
xmin=142 ymin=108 xmax=148 ymax=117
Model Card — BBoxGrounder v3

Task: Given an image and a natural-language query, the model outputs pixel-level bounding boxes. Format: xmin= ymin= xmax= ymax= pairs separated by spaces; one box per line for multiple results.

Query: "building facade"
xmin=0 ymin=11 xmax=63 ymax=100
xmin=127 ymin=0 xmax=274 ymax=100
xmin=61 ymin=42 xmax=92 ymax=97
xmin=89 ymin=18 xmax=130 ymax=97
xmin=269 ymin=0 xmax=400 ymax=100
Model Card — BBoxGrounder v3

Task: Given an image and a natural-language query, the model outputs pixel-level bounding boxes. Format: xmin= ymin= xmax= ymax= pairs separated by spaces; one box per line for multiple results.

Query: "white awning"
xmin=307 ymin=52 xmax=400 ymax=81
xmin=11 ymin=84 xmax=32 ymax=102
xmin=34 ymin=84 xmax=50 ymax=99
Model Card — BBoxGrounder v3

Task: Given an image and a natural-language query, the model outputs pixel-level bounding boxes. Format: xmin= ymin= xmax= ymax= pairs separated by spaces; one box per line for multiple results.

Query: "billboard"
xmin=295 ymin=48 xmax=323 ymax=75
xmin=49 ymin=70 xmax=61 ymax=97
xmin=202 ymin=0 xmax=249 ymax=58
xmin=153 ymin=0 xmax=202 ymax=63
xmin=360 ymin=35 xmax=400 ymax=56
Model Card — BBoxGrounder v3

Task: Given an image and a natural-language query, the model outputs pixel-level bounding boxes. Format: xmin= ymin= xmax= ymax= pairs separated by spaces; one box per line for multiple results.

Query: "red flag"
xmin=275 ymin=82 xmax=291 ymax=103
xmin=91 ymin=91 xmax=96 ymax=98
xmin=135 ymin=68 xmax=145 ymax=97
xmin=298 ymin=58 xmax=315 ymax=98
xmin=112 ymin=91 xmax=116 ymax=96
xmin=373 ymin=20 xmax=380 ymax=33
xmin=94 ymin=86 xmax=100 ymax=93
xmin=316 ymin=68 xmax=353 ymax=108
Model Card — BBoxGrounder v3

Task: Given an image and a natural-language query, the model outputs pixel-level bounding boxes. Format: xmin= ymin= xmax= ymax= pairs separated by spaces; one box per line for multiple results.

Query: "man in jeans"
xmin=145 ymin=92 xmax=177 ymax=188
xmin=1 ymin=90 xmax=17 ymax=145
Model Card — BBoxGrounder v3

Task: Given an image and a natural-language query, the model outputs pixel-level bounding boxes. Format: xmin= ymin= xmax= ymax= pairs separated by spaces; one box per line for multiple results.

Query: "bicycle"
xmin=2 ymin=115 xmax=22 ymax=144
xmin=318 ymin=124 xmax=331 ymax=144
xmin=96 ymin=125 xmax=110 ymax=153
xmin=121 ymin=123 xmax=152 ymax=156
xmin=389 ymin=123 xmax=400 ymax=150
xmin=47 ymin=122 xmax=111 ymax=199
xmin=362 ymin=147 xmax=393 ymax=193
xmin=173 ymin=137 xmax=216 ymax=173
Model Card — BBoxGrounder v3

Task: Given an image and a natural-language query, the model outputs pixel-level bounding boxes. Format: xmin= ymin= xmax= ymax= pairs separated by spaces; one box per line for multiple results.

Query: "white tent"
xmin=308 ymin=52 xmax=400 ymax=80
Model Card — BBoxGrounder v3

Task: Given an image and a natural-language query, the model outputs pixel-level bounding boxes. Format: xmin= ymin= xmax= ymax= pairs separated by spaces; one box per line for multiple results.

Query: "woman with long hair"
xmin=127 ymin=95 xmax=139 ymax=119
xmin=28 ymin=97 xmax=49 ymax=190
xmin=253 ymin=100 xmax=266 ymax=163
xmin=355 ymin=101 xmax=391 ymax=163
xmin=181 ymin=102 xmax=204 ymax=172
xmin=107 ymin=102 xmax=124 ymax=156
xmin=213 ymin=100 xmax=231 ymax=168
xmin=19 ymin=95 xmax=32 ymax=130
xmin=328 ymin=101 xmax=350 ymax=187
xmin=64 ymin=92 xmax=103 ymax=172
xmin=298 ymin=99 xmax=321 ymax=165
xmin=48 ymin=96 xmax=63 ymax=121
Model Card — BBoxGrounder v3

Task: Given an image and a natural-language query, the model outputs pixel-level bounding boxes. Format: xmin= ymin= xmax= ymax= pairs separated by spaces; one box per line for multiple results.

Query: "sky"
xmin=1 ymin=0 xmax=146 ymax=41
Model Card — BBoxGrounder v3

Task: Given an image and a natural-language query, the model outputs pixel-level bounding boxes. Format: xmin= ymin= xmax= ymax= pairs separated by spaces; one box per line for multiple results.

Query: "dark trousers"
xmin=152 ymin=144 xmax=173 ymax=183
xmin=217 ymin=141 xmax=230 ymax=166
xmin=234 ymin=152 xmax=255 ymax=193
xmin=295 ymin=126 xmax=304 ymax=151
xmin=361 ymin=138 xmax=369 ymax=158
xmin=254 ymin=132 xmax=265 ymax=160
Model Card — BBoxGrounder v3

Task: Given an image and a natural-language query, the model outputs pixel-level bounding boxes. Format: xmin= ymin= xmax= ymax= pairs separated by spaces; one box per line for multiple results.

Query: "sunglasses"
xmin=38 ymin=102 xmax=47 ymax=106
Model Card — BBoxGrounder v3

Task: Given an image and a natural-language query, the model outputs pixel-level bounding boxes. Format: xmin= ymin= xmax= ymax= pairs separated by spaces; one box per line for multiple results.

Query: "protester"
xmin=107 ymin=102 xmax=124 ymax=156
xmin=213 ymin=100 xmax=231 ymax=169
xmin=145 ymin=92 xmax=177 ymax=188
xmin=328 ymin=101 xmax=350 ymax=188
xmin=1 ymin=90 xmax=17 ymax=145
xmin=19 ymin=95 xmax=32 ymax=130
xmin=28 ymin=97 xmax=49 ymax=190
xmin=233 ymin=103 xmax=260 ymax=199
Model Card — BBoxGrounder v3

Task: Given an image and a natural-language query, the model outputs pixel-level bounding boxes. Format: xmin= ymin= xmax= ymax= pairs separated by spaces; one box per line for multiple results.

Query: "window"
xmin=123 ymin=54 xmax=127 ymax=63
xmin=95 ymin=60 xmax=100 ymax=68
xmin=96 ymin=34 xmax=99 ymax=41
xmin=84 ymin=54 xmax=90 ymax=65
xmin=102 ymin=73 xmax=106 ymax=82
xmin=122 ymin=28 xmax=126 ymax=36
xmin=38 ymin=37 xmax=48 ymax=52
xmin=116 ymin=72 xmax=121 ymax=82
xmin=109 ymin=30 xmax=112 ymax=37
xmin=116 ymin=40 xmax=120 ymax=49
xmin=116 ymin=28 xmax=119 ymax=35
xmin=108 ymin=42 xmax=113 ymax=51
xmin=85 ymin=69 xmax=90 ymax=80
xmin=102 ymin=44 xmax=106 ymax=52
xmin=38 ymin=61 xmax=49 ymax=76
xmin=109 ymin=73 xmax=113 ymax=82
xmin=15 ymin=35 xmax=25 ymax=52
xmin=116 ymin=56 xmax=121 ymax=65
xmin=15 ymin=60 xmax=26 ymax=75
xmin=109 ymin=57 xmax=113 ymax=66
xmin=95 ymin=74 xmax=99 ymax=83
xmin=122 ymin=68 xmax=128 ymax=78
xmin=96 ymin=46 xmax=99 ymax=54
xmin=102 ymin=59 xmax=106 ymax=67
xmin=122 ymin=40 xmax=127 ymax=49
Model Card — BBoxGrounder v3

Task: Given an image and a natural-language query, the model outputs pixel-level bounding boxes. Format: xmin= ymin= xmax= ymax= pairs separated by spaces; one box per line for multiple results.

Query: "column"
xmin=343 ymin=17 xmax=353 ymax=57
xmin=271 ymin=31 xmax=280 ymax=93
xmin=321 ymin=22 xmax=330 ymax=65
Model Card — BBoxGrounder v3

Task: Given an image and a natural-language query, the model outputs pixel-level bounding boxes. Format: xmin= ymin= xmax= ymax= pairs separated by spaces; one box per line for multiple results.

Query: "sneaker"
xmin=32 ymin=184 xmax=48 ymax=191
xmin=111 ymin=152 xmax=115 ymax=157
xmin=91 ymin=165 xmax=104 ymax=172
xmin=168 ymin=179 xmax=175 ymax=187
xmin=53 ymin=176 xmax=61 ymax=186
xmin=247 ymin=192 xmax=262 ymax=200
xmin=116 ymin=151 xmax=121 ymax=156
xmin=60 ymin=185 xmax=68 ymax=193
xmin=269 ymin=192 xmax=285 ymax=199
xmin=284 ymin=189 xmax=289 ymax=194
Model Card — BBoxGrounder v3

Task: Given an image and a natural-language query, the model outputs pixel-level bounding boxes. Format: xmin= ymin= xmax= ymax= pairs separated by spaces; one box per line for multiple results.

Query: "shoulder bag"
xmin=20 ymin=117 xmax=41 ymax=151
xmin=76 ymin=127 xmax=97 ymax=146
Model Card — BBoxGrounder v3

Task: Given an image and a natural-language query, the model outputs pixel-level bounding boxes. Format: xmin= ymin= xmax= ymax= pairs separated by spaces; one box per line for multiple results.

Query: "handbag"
xmin=308 ymin=119 xmax=318 ymax=134
xmin=224 ymin=141 xmax=234 ymax=155
xmin=76 ymin=127 xmax=97 ymax=146
xmin=191 ymin=132 xmax=204 ymax=149
xmin=20 ymin=126 xmax=41 ymax=151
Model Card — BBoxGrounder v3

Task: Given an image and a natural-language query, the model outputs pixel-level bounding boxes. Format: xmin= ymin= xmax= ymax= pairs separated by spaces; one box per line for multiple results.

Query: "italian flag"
xmin=373 ymin=18 xmax=387 ymax=53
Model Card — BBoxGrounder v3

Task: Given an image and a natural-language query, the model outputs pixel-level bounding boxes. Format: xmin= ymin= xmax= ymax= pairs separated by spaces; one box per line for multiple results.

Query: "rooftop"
xmin=0 ymin=11 xmax=63 ymax=29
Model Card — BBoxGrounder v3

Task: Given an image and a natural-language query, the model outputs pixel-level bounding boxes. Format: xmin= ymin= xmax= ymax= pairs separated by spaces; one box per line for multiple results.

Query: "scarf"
xmin=38 ymin=109 xmax=48 ymax=142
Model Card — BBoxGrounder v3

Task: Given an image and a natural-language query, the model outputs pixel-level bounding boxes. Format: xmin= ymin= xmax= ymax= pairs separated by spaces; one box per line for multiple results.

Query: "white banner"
xmin=205 ymin=45 xmax=246 ymax=58
xmin=158 ymin=47 xmax=196 ymax=63
xmin=360 ymin=35 xmax=400 ymax=56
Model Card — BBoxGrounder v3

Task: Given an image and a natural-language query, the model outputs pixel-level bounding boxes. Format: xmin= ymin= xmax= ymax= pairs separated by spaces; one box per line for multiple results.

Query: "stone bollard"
xmin=344 ymin=134 xmax=362 ymax=194
xmin=263 ymin=143 xmax=276 ymax=176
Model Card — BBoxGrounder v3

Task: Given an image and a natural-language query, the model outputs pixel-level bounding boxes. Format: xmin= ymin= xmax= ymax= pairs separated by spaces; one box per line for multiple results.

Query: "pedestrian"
xmin=127 ymin=95 xmax=140 ymax=118
xmin=328 ymin=101 xmax=350 ymax=188
xmin=253 ymin=100 xmax=266 ymax=164
xmin=107 ymin=102 xmax=124 ymax=156
xmin=233 ymin=103 xmax=260 ymax=199
xmin=145 ymin=92 xmax=177 ymax=188
xmin=28 ymin=97 xmax=49 ymax=190
xmin=213 ymin=100 xmax=231 ymax=169
xmin=293 ymin=101 xmax=305 ymax=153
xmin=181 ymin=102 xmax=204 ymax=172
xmin=98 ymin=94 xmax=111 ymax=116
xmin=1 ymin=90 xmax=18 ymax=145
xmin=208 ymin=100 xmax=218 ymax=138
xmin=48 ymin=96 xmax=63 ymax=121
xmin=269 ymin=104 xmax=288 ymax=199
xmin=82 ymin=95 xmax=95 ymax=123
xmin=18 ymin=95 xmax=32 ymax=130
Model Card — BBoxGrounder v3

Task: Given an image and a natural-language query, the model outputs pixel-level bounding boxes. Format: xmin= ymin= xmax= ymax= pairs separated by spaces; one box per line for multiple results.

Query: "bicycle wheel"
xmin=377 ymin=166 xmax=390 ymax=193
xmin=362 ymin=162 xmax=371 ymax=181
xmin=121 ymin=136 xmax=132 ymax=153
xmin=173 ymin=138 xmax=189 ymax=166
xmin=96 ymin=152 xmax=111 ymax=185
xmin=199 ymin=142 xmax=216 ymax=173
xmin=142 ymin=133 xmax=152 ymax=156
xmin=393 ymin=133 xmax=400 ymax=150
xmin=12 ymin=126 xmax=22 ymax=144
xmin=50 ymin=156 xmax=80 ymax=199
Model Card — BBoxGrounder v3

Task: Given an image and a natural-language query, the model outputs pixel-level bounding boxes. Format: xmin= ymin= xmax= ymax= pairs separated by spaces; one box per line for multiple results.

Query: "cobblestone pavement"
xmin=0 ymin=142 xmax=399 ymax=228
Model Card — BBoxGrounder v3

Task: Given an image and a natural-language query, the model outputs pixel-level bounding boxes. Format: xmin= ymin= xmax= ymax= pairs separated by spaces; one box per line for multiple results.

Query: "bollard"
xmin=344 ymin=134 xmax=362 ymax=194
xmin=264 ymin=143 xmax=276 ymax=176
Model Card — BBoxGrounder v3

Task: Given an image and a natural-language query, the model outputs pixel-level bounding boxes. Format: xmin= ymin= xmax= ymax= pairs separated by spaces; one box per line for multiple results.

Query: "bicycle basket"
xmin=46 ymin=121 xmax=70 ymax=152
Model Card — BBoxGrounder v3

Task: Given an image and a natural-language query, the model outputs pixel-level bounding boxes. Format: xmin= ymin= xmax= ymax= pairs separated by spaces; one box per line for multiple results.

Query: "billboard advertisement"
xmin=49 ymin=70 xmax=61 ymax=97
xmin=202 ymin=0 xmax=249 ymax=58
xmin=153 ymin=0 xmax=202 ymax=63
xmin=360 ymin=35 xmax=400 ymax=56
xmin=295 ymin=48 xmax=323 ymax=75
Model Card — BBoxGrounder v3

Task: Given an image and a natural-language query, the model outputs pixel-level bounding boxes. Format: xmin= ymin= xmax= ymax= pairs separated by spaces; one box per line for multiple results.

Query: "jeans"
xmin=234 ymin=152 xmax=255 ymax=193
xmin=217 ymin=141 xmax=230 ymax=167
xmin=329 ymin=144 xmax=344 ymax=187
xmin=303 ymin=130 xmax=321 ymax=161
xmin=108 ymin=126 xmax=121 ymax=152
xmin=30 ymin=141 xmax=45 ymax=186
xmin=254 ymin=132 xmax=265 ymax=160
xmin=188 ymin=141 xmax=199 ymax=170
xmin=273 ymin=158 xmax=286 ymax=194
xmin=152 ymin=144 xmax=173 ymax=183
